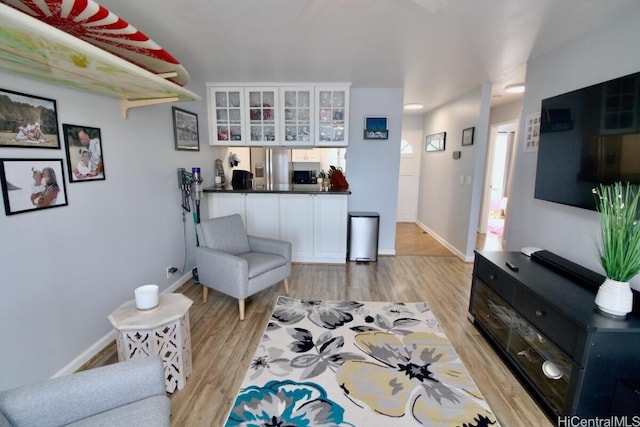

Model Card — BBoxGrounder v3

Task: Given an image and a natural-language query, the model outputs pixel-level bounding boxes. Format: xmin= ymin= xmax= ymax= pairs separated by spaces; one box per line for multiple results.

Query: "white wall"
xmin=0 ymin=71 xmax=213 ymax=390
xmin=418 ymin=85 xmax=492 ymax=260
xmin=347 ymin=88 xmax=404 ymax=254
xmin=507 ymin=10 xmax=640 ymax=286
xmin=402 ymin=113 xmax=423 ymax=131
xmin=490 ymin=100 xmax=522 ymax=127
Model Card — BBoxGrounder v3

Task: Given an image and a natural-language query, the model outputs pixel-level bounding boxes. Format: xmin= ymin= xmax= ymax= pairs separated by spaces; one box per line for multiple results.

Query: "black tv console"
xmin=469 ymin=250 xmax=640 ymax=419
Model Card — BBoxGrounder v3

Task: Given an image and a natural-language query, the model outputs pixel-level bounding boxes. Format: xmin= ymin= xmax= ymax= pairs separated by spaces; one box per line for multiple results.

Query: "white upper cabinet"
xmin=246 ymin=87 xmax=280 ymax=146
xmin=208 ymin=83 xmax=350 ymax=147
xmin=281 ymin=87 xmax=314 ymax=146
xmin=291 ymin=148 xmax=320 ymax=162
xmin=315 ymin=87 xmax=349 ymax=147
xmin=208 ymin=87 xmax=246 ymax=145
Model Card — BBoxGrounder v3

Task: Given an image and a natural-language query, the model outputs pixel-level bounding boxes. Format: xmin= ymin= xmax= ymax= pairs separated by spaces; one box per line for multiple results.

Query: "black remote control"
xmin=506 ymin=261 xmax=519 ymax=271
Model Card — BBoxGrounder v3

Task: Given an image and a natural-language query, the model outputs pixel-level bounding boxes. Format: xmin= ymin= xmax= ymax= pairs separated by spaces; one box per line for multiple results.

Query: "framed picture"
xmin=172 ymin=107 xmax=200 ymax=151
xmin=363 ymin=116 xmax=388 ymax=140
xmin=425 ymin=132 xmax=446 ymax=152
xmin=524 ymin=111 xmax=540 ymax=152
xmin=0 ymin=158 xmax=68 ymax=215
xmin=0 ymin=88 xmax=60 ymax=149
xmin=62 ymin=124 xmax=105 ymax=182
xmin=462 ymin=127 xmax=475 ymax=146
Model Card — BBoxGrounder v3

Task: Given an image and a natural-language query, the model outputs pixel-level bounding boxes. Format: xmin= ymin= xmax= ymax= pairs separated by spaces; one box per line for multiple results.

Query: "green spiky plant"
xmin=593 ymin=182 xmax=640 ymax=282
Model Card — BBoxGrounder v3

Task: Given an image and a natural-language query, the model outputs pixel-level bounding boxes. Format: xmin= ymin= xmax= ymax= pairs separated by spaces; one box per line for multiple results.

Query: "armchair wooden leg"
xmin=284 ymin=278 xmax=290 ymax=295
xmin=238 ymin=299 xmax=245 ymax=321
xmin=203 ymin=286 xmax=208 ymax=304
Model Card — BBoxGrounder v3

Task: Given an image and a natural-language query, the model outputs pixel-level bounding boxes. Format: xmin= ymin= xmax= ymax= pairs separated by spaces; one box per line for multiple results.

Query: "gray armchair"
xmin=0 ymin=357 xmax=169 ymax=427
xmin=196 ymin=214 xmax=291 ymax=320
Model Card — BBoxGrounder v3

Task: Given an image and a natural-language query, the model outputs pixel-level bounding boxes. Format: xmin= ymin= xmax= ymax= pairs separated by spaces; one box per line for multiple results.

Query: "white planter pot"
xmin=595 ymin=278 xmax=633 ymax=317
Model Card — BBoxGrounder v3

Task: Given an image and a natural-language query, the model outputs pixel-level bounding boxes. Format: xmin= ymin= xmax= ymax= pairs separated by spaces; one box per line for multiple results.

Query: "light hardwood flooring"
xmin=85 ymin=226 xmax=548 ymax=426
xmin=395 ymin=222 xmax=456 ymax=256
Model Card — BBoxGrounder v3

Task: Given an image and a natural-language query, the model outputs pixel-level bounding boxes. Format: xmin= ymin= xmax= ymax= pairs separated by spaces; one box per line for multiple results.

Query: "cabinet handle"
xmin=535 ymin=309 xmax=545 ymax=318
xmin=489 ymin=274 xmax=496 ymax=280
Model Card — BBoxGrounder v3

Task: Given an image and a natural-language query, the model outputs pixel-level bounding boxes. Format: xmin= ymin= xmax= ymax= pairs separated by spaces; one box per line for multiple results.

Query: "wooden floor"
xmin=86 ymin=225 xmax=549 ymax=426
xmin=395 ymin=222 xmax=456 ymax=256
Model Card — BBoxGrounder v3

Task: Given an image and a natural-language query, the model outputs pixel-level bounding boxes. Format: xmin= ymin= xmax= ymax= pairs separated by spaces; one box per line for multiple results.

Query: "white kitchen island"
xmin=203 ymin=188 xmax=349 ymax=263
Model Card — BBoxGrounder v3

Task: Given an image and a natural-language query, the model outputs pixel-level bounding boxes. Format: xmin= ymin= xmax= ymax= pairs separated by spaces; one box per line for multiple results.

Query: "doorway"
xmin=478 ymin=121 xmax=517 ymax=250
xmin=397 ymin=130 xmax=422 ymax=222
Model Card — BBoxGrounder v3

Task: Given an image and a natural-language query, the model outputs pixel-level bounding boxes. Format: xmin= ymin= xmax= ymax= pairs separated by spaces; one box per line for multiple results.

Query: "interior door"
xmin=397 ymin=130 xmax=422 ymax=222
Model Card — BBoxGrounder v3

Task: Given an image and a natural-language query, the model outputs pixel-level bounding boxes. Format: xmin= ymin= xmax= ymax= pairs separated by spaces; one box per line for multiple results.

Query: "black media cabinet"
xmin=468 ymin=250 xmax=640 ymax=419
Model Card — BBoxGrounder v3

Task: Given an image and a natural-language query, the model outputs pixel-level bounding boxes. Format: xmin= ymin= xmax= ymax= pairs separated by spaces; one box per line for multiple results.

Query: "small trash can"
xmin=347 ymin=212 xmax=379 ymax=262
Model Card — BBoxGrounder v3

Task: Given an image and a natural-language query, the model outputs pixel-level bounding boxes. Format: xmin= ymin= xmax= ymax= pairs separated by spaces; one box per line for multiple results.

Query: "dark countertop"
xmin=203 ymin=186 xmax=351 ymax=195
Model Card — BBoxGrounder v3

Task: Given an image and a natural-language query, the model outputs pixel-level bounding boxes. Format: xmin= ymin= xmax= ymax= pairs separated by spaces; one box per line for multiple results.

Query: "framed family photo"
xmin=0 ymin=88 xmax=60 ymax=149
xmin=0 ymin=158 xmax=68 ymax=215
xmin=172 ymin=107 xmax=200 ymax=151
xmin=63 ymin=124 xmax=105 ymax=183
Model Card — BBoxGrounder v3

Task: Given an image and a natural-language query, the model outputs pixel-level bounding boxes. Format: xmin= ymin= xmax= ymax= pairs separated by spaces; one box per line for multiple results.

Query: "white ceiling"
xmin=101 ymin=0 xmax=640 ymax=112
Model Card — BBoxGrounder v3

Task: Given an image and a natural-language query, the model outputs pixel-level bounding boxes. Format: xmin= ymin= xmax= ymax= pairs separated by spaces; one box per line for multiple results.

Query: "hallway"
xmin=395 ymin=223 xmax=455 ymax=256
xmin=395 ymin=222 xmax=503 ymax=256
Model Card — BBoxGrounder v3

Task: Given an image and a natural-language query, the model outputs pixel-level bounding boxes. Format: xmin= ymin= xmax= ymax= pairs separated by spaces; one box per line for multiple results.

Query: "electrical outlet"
xmin=166 ymin=266 xmax=174 ymax=279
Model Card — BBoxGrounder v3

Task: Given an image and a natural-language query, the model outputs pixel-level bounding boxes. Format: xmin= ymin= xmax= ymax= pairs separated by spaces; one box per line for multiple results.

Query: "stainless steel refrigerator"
xmin=250 ymin=147 xmax=292 ymax=191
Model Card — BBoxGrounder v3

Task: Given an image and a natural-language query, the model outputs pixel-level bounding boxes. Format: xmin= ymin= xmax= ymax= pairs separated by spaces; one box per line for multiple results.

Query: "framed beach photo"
xmin=0 ymin=158 xmax=68 ymax=215
xmin=462 ymin=127 xmax=474 ymax=146
xmin=363 ymin=116 xmax=388 ymax=140
xmin=63 ymin=124 xmax=105 ymax=183
xmin=0 ymin=88 xmax=60 ymax=149
xmin=425 ymin=131 xmax=446 ymax=152
xmin=172 ymin=107 xmax=200 ymax=151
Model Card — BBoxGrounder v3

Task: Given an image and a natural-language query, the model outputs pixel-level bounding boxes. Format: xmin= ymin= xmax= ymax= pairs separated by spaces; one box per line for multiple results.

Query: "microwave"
xmin=292 ymin=170 xmax=317 ymax=184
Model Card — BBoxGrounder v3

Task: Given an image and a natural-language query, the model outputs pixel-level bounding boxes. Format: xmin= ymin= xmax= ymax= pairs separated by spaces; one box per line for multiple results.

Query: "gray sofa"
xmin=0 ymin=356 xmax=169 ymax=427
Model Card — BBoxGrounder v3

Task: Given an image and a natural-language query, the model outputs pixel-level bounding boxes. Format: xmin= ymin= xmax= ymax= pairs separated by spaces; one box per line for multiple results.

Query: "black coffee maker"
xmin=231 ymin=170 xmax=253 ymax=190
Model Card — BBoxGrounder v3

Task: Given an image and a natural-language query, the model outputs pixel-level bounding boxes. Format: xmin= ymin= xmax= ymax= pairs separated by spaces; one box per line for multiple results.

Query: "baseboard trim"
xmin=414 ymin=221 xmax=469 ymax=262
xmin=51 ymin=272 xmax=192 ymax=378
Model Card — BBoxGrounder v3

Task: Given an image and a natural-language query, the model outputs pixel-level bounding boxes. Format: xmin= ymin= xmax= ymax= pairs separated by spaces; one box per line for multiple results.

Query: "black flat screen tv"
xmin=534 ymin=70 xmax=640 ymax=211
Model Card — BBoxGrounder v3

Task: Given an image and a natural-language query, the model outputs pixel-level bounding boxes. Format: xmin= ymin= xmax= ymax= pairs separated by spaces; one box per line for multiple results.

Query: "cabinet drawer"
xmin=512 ymin=287 xmax=579 ymax=359
xmin=470 ymin=281 xmax=512 ymax=349
xmin=474 ymin=257 xmax=515 ymax=302
xmin=507 ymin=314 xmax=576 ymax=416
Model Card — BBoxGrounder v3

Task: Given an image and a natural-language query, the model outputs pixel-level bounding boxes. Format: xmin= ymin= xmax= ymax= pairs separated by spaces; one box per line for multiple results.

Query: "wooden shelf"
xmin=0 ymin=3 xmax=200 ymax=118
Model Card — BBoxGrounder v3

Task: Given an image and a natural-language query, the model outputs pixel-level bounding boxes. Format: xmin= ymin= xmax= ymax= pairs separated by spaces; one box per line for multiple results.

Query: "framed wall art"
xmin=172 ymin=107 xmax=200 ymax=151
xmin=0 ymin=158 xmax=68 ymax=215
xmin=425 ymin=132 xmax=446 ymax=152
xmin=63 ymin=124 xmax=105 ymax=182
xmin=0 ymin=88 xmax=60 ymax=149
xmin=462 ymin=127 xmax=475 ymax=146
xmin=363 ymin=116 xmax=388 ymax=140
xmin=524 ymin=111 xmax=540 ymax=152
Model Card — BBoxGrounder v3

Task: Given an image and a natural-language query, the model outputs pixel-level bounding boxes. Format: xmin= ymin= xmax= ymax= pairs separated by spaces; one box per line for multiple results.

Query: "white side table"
xmin=108 ymin=293 xmax=193 ymax=393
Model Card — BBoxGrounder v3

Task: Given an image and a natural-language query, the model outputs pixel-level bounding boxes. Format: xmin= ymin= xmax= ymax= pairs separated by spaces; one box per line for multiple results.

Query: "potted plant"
xmin=593 ymin=182 xmax=640 ymax=317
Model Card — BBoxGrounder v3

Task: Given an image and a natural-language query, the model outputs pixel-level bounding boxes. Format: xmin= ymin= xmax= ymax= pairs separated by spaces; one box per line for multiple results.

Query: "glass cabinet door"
xmin=210 ymin=87 xmax=245 ymax=145
xmin=281 ymin=88 xmax=313 ymax=146
xmin=246 ymin=88 xmax=279 ymax=145
xmin=315 ymin=87 xmax=349 ymax=146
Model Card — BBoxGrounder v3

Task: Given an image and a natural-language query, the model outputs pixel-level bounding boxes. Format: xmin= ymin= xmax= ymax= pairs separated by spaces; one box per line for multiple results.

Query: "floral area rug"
xmin=224 ymin=297 xmax=500 ymax=427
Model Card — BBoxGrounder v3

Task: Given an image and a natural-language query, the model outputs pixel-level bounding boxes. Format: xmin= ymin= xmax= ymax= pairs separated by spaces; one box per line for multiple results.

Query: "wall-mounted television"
xmin=534 ymin=70 xmax=640 ymax=211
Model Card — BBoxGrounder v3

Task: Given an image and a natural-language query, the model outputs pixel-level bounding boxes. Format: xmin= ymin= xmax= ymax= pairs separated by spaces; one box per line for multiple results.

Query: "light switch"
xmin=459 ymin=175 xmax=465 ymax=185
xmin=465 ymin=176 xmax=472 ymax=185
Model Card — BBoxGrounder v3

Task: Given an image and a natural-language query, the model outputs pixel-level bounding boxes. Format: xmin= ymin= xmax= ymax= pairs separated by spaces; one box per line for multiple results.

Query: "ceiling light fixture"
xmin=404 ymin=103 xmax=424 ymax=110
xmin=505 ymin=84 xmax=525 ymax=94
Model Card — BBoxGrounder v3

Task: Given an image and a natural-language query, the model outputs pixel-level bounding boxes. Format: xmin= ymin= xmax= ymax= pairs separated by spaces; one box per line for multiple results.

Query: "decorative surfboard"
xmin=0 ymin=2 xmax=199 ymax=117
xmin=0 ymin=0 xmax=189 ymax=86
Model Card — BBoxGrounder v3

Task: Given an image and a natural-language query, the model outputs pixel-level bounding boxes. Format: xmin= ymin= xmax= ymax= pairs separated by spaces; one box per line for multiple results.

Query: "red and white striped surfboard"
xmin=0 ymin=0 xmax=189 ymax=86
